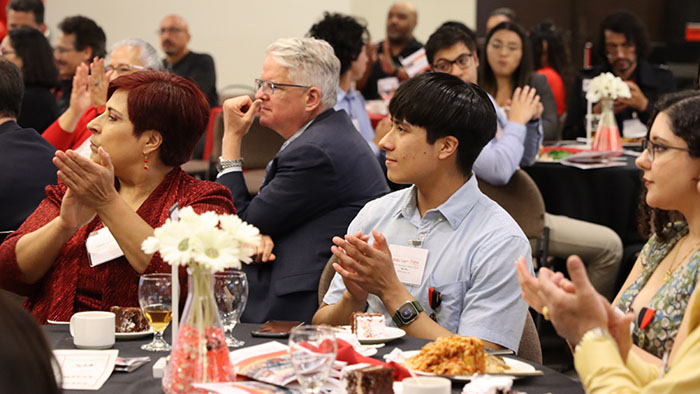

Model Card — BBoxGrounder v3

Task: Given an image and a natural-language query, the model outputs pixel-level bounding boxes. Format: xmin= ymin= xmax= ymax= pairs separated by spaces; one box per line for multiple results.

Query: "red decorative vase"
xmin=162 ymin=265 xmax=234 ymax=393
xmin=592 ymin=99 xmax=622 ymax=152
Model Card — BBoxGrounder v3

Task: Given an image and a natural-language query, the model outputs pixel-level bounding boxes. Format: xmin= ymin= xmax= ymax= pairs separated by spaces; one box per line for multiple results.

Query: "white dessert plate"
xmin=401 ymin=350 xmax=543 ymax=381
xmin=358 ymin=326 xmax=406 ymax=345
xmin=47 ymin=319 xmax=70 ymax=325
xmin=116 ymin=329 xmax=154 ymax=340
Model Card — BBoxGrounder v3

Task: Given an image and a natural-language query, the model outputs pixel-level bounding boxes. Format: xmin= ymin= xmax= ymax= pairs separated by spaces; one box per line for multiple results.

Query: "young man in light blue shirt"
xmin=313 ymin=72 xmax=533 ymax=351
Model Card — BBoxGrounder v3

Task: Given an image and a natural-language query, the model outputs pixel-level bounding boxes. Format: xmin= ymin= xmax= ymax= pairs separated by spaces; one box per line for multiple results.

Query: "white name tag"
xmin=86 ymin=227 xmax=124 ymax=267
xmin=582 ymin=78 xmax=592 ymax=92
xmin=351 ymin=118 xmax=361 ymax=132
xmin=389 ymin=244 xmax=428 ymax=286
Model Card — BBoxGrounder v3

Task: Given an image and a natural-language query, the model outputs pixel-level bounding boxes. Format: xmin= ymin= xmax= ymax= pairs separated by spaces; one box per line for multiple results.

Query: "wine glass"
xmin=288 ymin=325 xmax=337 ymax=394
xmin=213 ymin=270 xmax=248 ymax=348
xmin=138 ymin=273 xmax=172 ymax=351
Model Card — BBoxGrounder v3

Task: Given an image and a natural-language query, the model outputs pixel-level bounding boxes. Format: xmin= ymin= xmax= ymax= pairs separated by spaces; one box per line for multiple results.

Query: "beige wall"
xmin=45 ymin=0 xmax=476 ymax=94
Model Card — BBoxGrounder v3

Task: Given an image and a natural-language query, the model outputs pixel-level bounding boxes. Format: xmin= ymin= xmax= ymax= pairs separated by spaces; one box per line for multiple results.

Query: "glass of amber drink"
xmin=138 ymin=273 xmax=173 ymax=351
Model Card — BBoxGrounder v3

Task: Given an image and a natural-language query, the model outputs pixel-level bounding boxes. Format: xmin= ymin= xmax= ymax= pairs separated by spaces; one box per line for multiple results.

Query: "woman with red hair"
xmin=0 ymin=70 xmax=234 ymax=324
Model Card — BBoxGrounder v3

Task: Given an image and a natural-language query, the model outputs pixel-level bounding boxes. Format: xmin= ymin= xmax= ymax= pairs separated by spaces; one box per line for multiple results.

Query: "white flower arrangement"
xmin=586 ymin=72 xmax=631 ymax=103
xmin=141 ymin=206 xmax=260 ymax=272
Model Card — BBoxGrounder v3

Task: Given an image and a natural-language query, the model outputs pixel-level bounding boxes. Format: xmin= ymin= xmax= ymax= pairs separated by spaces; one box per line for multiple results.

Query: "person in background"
xmin=520 ymin=91 xmax=700 ymax=367
xmin=314 ymin=72 xmax=533 ymax=350
xmin=159 ymin=14 xmax=218 ymax=108
xmin=563 ymin=11 xmax=676 ymax=140
xmin=6 ymin=0 xmax=45 ymax=33
xmin=0 ymin=58 xmax=56 ymax=233
xmin=530 ymin=21 xmax=570 ymax=116
xmin=53 ymin=15 xmax=106 ymax=114
xmin=216 ymin=37 xmax=388 ymax=323
xmin=480 ymin=21 xmax=559 ymax=141
xmin=308 ymin=12 xmax=380 ymax=158
xmin=0 ymin=292 xmax=62 ymax=394
xmin=0 ymin=71 xmax=235 ymax=324
xmin=358 ymin=1 xmax=422 ymax=100
xmin=429 ymin=25 xmax=622 ymax=300
xmin=485 ymin=7 xmax=515 ymax=35
xmin=43 ymin=38 xmax=162 ymax=155
xmin=2 ymin=27 xmax=59 ymax=132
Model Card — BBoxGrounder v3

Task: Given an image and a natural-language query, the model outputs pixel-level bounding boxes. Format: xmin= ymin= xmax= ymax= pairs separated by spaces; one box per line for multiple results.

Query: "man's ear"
xmin=305 ymin=87 xmax=323 ymax=112
xmin=142 ymin=130 xmax=164 ymax=156
xmin=437 ymin=135 xmax=459 ymax=160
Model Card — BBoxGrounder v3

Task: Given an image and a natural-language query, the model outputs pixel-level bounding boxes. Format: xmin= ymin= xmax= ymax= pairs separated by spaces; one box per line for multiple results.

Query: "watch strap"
xmin=392 ymin=300 xmax=424 ymax=327
xmin=217 ymin=156 xmax=244 ymax=172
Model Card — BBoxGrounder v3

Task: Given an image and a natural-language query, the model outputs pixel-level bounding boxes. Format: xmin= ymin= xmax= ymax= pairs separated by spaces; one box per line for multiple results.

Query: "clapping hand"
xmin=507 ymin=86 xmax=541 ymax=125
xmin=88 ymin=57 xmax=108 ymax=108
xmin=70 ymin=63 xmax=92 ymax=116
xmin=53 ymin=148 xmax=118 ymax=211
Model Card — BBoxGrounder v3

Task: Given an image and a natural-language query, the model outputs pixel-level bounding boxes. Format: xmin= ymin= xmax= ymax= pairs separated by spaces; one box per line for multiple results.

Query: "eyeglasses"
xmin=255 ymin=79 xmax=311 ymax=95
xmin=433 ymin=53 xmax=474 ymax=73
xmin=642 ymin=138 xmax=691 ymax=161
xmin=54 ymin=46 xmax=77 ymax=55
xmin=158 ymin=27 xmax=184 ymax=35
xmin=488 ymin=41 xmax=521 ymax=53
xmin=105 ymin=64 xmax=145 ymax=75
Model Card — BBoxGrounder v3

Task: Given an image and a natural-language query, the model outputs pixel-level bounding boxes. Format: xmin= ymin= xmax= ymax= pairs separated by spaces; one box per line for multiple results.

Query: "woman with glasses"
xmin=519 ymin=90 xmax=700 ymax=368
xmin=0 ymin=71 xmax=235 ymax=324
xmin=42 ymin=38 xmax=161 ymax=156
xmin=480 ymin=21 xmax=559 ymax=141
xmin=1 ymin=27 xmax=59 ymax=133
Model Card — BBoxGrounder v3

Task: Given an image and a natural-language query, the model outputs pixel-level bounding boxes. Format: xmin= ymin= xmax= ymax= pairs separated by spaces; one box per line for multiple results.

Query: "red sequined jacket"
xmin=0 ymin=168 xmax=234 ymax=324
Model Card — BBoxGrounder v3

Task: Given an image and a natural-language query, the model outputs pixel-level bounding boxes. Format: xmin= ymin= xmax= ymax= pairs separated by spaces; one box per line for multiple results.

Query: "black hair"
xmin=529 ymin=21 xmax=568 ymax=74
xmin=438 ymin=21 xmax=477 ymax=45
xmin=7 ymin=0 xmax=43 ymax=24
xmin=58 ymin=15 xmax=106 ymax=58
xmin=8 ymin=27 xmax=58 ymax=87
xmin=308 ymin=12 xmax=368 ymax=76
xmin=479 ymin=21 xmax=534 ymax=97
xmin=0 ymin=59 xmax=24 ymax=118
xmin=0 ymin=293 xmax=62 ymax=394
xmin=388 ymin=72 xmax=496 ymax=176
xmin=426 ymin=25 xmax=477 ymax=65
xmin=638 ymin=90 xmax=700 ymax=241
xmin=596 ymin=11 xmax=650 ymax=63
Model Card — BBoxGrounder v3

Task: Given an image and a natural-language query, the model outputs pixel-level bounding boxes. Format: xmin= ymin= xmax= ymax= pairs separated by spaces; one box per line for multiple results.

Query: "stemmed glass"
xmin=288 ymin=325 xmax=337 ymax=394
xmin=213 ymin=270 xmax=248 ymax=348
xmin=138 ymin=273 xmax=173 ymax=351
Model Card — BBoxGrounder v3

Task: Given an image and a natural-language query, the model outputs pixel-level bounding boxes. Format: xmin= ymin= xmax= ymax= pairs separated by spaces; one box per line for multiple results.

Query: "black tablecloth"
xmin=44 ymin=323 xmax=584 ymax=394
xmin=524 ymin=155 xmax=644 ymax=245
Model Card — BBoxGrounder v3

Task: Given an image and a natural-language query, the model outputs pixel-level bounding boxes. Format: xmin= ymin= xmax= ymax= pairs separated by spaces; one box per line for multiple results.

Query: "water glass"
xmin=288 ymin=325 xmax=337 ymax=394
xmin=138 ymin=273 xmax=172 ymax=351
xmin=213 ymin=271 xmax=248 ymax=347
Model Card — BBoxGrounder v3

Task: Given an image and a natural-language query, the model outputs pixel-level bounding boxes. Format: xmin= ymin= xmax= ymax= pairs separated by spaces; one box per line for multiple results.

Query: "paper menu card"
xmin=54 ymin=349 xmax=118 ymax=390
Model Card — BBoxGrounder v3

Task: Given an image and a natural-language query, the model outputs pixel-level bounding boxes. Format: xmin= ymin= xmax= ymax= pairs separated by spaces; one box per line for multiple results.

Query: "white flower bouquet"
xmin=585 ymin=72 xmax=631 ymax=103
xmin=141 ymin=206 xmax=260 ymax=272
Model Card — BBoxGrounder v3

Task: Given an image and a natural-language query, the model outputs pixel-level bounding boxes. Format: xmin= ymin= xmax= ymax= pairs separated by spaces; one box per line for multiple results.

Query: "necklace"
xmin=664 ymin=235 xmax=700 ymax=282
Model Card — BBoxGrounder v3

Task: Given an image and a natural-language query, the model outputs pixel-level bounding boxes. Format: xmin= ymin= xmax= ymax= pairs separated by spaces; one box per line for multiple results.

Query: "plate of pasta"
xmin=402 ymin=335 xmax=542 ymax=381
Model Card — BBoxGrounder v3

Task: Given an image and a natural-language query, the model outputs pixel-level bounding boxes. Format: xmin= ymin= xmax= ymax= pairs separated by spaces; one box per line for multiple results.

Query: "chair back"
xmin=517 ymin=311 xmax=543 ymax=363
xmin=476 ymin=169 xmax=545 ymax=240
xmin=318 ymin=255 xmax=338 ymax=305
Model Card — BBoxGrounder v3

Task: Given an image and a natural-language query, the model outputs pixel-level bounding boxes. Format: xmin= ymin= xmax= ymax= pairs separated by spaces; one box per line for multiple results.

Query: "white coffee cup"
xmin=69 ymin=311 xmax=115 ymax=349
xmin=402 ymin=376 xmax=451 ymax=394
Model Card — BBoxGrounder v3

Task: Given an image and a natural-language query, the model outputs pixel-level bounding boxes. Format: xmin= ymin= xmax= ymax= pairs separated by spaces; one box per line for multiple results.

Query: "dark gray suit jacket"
xmin=217 ymin=109 xmax=389 ymax=323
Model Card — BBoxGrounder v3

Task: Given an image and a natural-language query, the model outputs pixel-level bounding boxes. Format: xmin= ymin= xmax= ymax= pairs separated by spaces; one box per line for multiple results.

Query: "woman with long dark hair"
xmin=530 ymin=21 xmax=571 ymax=116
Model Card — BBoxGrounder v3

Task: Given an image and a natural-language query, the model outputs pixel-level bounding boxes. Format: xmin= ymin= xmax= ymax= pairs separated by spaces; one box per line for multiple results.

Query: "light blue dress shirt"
xmin=473 ymin=94 xmax=543 ymax=186
xmin=335 ymin=87 xmax=380 ymax=157
xmin=323 ymin=175 xmax=533 ymax=351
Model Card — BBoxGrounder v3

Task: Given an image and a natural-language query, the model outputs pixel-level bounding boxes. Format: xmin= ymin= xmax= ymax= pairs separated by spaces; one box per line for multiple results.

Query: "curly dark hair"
xmin=596 ymin=11 xmax=649 ymax=64
xmin=308 ymin=12 xmax=368 ymax=76
xmin=58 ymin=15 xmax=106 ymax=58
xmin=638 ymin=90 xmax=700 ymax=241
xmin=529 ymin=21 xmax=569 ymax=75
xmin=8 ymin=27 xmax=57 ymax=87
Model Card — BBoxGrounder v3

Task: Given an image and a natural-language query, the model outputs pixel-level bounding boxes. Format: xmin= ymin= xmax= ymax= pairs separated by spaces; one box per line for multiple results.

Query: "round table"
xmin=44 ymin=323 xmax=584 ymax=394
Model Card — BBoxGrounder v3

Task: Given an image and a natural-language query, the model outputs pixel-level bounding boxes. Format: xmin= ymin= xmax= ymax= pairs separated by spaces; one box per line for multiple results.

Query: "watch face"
xmin=398 ymin=303 xmax=417 ymax=323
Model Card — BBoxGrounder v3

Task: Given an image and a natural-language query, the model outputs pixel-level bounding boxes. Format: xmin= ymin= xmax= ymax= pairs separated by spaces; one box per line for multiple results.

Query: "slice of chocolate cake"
xmin=110 ymin=306 xmax=150 ymax=333
xmin=345 ymin=365 xmax=394 ymax=394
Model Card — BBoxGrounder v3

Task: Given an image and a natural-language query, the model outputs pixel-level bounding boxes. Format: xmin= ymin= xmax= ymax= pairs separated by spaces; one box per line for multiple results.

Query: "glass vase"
xmin=162 ymin=265 xmax=235 ymax=394
xmin=592 ymin=98 xmax=622 ymax=152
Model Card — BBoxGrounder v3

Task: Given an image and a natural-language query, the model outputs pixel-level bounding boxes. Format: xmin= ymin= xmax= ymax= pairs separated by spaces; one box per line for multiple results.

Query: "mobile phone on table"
xmin=250 ymin=320 xmax=304 ymax=338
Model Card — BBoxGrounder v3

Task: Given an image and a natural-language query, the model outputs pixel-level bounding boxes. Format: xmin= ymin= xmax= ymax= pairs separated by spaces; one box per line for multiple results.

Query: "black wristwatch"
xmin=392 ymin=300 xmax=424 ymax=327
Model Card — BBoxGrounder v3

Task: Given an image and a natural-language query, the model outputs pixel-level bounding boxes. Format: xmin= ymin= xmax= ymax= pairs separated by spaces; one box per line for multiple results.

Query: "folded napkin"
xmin=335 ymin=339 xmax=412 ymax=381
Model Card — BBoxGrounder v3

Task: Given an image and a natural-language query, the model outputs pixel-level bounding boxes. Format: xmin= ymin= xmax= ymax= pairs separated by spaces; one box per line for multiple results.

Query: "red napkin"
xmin=335 ymin=339 xmax=413 ymax=381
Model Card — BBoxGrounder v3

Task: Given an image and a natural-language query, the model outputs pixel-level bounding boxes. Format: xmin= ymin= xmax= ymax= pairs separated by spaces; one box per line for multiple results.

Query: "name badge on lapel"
xmin=86 ymin=227 xmax=125 ymax=267
xmin=388 ymin=244 xmax=428 ymax=286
